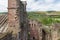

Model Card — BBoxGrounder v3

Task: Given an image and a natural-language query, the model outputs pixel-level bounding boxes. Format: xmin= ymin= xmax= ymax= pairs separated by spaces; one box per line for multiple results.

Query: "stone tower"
xmin=8 ymin=0 xmax=28 ymax=40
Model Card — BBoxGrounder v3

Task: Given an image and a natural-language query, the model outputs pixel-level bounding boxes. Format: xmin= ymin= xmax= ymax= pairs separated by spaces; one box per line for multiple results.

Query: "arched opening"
xmin=42 ymin=29 xmax=46 ymax=40
xmin=33 ymin=37 xmax=35 ymax=40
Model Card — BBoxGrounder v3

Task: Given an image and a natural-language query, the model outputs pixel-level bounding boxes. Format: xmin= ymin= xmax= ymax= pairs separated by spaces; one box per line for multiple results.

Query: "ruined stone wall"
xmin=28 ymin=20 xmax=42 ymax=40
xmin=0 ymin=33 xmax=12 ymax=40
xmin=18 ymin=1 xmax=28 ymax=40
xmin=28 ymin=19 xmax=60 ymax=40
xmin=8 ymin=0 xmax=20 ymax=34
xmin=8 ymin=0 xmax=28 ymax=40
xmin=51 ymin=23 xmax=60 ymax=40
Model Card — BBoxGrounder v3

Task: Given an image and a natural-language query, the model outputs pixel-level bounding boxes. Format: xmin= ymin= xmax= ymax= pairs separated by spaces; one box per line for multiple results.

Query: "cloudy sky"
xmin=0 ymin=0 xmax=60 ymax=12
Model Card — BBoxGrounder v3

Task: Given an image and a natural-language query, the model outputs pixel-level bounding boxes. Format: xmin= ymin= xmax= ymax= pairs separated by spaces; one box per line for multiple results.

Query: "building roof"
xmin=0 ymin=14 xmax=8 ymax=33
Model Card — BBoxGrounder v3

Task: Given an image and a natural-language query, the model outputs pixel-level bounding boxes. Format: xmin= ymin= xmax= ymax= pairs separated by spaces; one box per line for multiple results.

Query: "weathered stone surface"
xmin=28 ymin=19 xmax=60 ymax=40
xmin=8 ymin=0 xmax=28 ymax=40
xmin=28 ymin=20 xmax=42 ymax=40
xmin=0 ymin=0 xmax=60 ymax=40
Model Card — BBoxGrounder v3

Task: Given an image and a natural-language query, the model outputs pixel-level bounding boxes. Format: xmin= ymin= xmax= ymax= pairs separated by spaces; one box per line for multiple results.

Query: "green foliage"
xmin=27 ymin=12 xmax=60 ymax=25
xmin=40 ymin=17 xmax=52 ymax=25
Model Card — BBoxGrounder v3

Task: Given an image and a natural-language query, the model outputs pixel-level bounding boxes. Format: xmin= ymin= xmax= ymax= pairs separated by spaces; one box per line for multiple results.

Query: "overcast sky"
xmin=0 ymin=0 xmax=60 ymax=12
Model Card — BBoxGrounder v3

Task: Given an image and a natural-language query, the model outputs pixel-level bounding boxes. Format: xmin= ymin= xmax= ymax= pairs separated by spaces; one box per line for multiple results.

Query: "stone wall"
xmin=28 ymin=19 xmax=60 ymax=40
xmin=8 ymin=0 xmax=28 ymax=40
xmin=0 ymin=33 xmax=12 ymax=40
xmin=28 ymin=20 xmax=42 ymax=40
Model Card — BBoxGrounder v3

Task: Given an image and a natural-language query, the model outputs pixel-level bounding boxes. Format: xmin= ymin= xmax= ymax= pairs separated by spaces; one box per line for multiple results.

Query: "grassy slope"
xmin=27 ymin=11 xmax=60 ymax=25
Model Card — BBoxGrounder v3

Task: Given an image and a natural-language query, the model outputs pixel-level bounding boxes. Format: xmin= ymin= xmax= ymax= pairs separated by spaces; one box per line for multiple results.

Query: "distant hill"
xmin=0 ymin=12 xmax=7 ymax=14
xmin=1 ymin=11 xmax=60 ymax=15
xmin=27 ymin=11 xmax=60 ymax=15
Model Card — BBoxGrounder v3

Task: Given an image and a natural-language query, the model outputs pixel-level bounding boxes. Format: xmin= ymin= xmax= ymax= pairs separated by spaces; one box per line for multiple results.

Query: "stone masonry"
xmin=28 ymin=20 xmax=42 ymax=40
xmin=8 ymin=0 xmax=28 ymax=40
xmin=0 ymin=0 xmax=59 ymax=40
xmin=28 ymin=19 xmax=59 ymax=40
